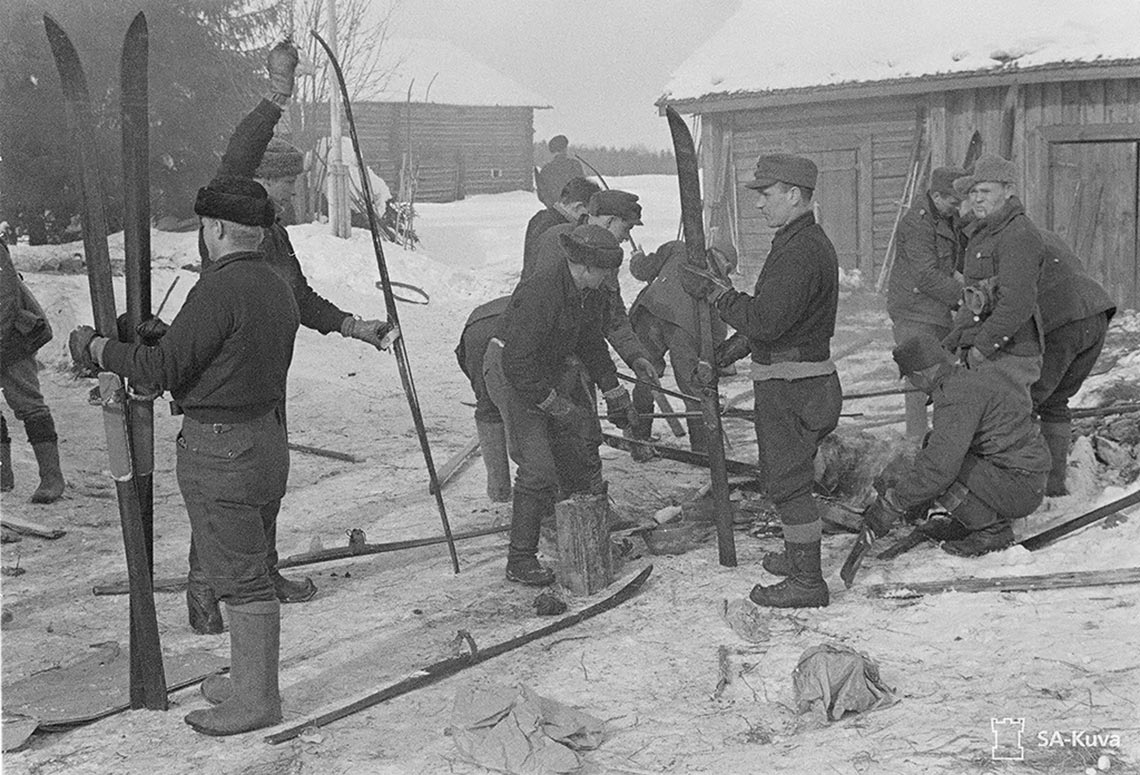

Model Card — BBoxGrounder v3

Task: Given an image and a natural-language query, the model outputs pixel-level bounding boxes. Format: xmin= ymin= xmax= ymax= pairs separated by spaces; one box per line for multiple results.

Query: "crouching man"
xmin=483 ymin=224 xmax=636 ymax=586
xmin=70 ymin=177 xmax=297 ymax=735
xmin=863 ymin=333 xmax=1050 ymax=556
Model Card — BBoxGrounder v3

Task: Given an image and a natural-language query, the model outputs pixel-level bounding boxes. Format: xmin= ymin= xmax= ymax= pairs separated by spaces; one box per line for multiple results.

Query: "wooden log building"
xmin=660 ymin=1 xmax=1140 ymax=308
xmin=301 ymin=38 xmax=549 ymax=204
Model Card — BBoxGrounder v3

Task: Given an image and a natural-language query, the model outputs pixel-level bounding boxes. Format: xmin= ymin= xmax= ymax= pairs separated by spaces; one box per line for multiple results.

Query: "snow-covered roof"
xmin=357 ymin=38 xmax=550 ymax=108
xmin=662 ymin=0 xmax=1140 ymax=105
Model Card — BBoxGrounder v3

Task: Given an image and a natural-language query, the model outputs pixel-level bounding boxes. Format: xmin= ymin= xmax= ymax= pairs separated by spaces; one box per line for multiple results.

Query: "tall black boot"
xmin=262 ymin=500 xmax=316 ymax=603
xmin=749 ymin=541 xmax=829 ymax=608
xmin=1 ymin=414 xmax=13 ymax=492
xmin=187 ymin=539 xmax=225 ymax=634
xmin=505 ymin=487 xmax=554 ymax=586
xmin=1040 ymin=420 xmax=1070 ymax=497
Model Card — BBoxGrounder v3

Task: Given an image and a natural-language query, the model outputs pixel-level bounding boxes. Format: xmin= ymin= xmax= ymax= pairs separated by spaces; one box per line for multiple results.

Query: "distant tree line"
xmin=535 ymin=143 xmax=676 ymax=177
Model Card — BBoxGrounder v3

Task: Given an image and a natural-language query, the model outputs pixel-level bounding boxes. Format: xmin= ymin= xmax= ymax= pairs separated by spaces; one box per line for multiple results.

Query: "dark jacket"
xmin=495 ymin=256 xmax=618 ymax=408
xmin=535 ymin=224 xmax=650 ymax=368
xmin=101 ymin=252 xmax=300 ymax=424
xmin=0 ymin=243 xmax=52 ymax=368
xmin=716 ymin=211 xmax=838 ymax=364
xmin=536 ymin=154 xmax=584 ymax=208
xmin=887 ymin=195 xmax=963 ymax=327
xmin=200 ymin=98 xmax=349 ymax=335
xmin=945 ymin=196 xmax=1044 ymax=359
xmin=1037 ymin=231 xmax=1116 ymax=334
xmin=455 ymin=295 xmax=511 ymax=379
xmin=629 ymin=240 xmax=699 ymax=337
xmin=894 ymin=363 xmax=1051 ymax=509
xmin=522 ymin=207 xmax=571 ymax=280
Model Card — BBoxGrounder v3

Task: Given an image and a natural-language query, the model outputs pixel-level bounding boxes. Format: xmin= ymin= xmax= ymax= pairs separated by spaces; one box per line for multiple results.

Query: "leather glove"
xmin=537 ymin=389 xmax=590 ymax=430
xmin=341 ymin=316 xmax=398 ymax=350
xmin=266 ymin=39 xmax=300 ymax=99
xmin=116 ymin=314 xmax=169 ymax=346
xmin=603 ymin=386 xmax=635 ymax=430
xmin=680 ymin=264 xmax=732 ymax=303
xmin=68 ymin=325 xmax=99 ymax=377
xmin=715 ymin=332 xmax=751 ymax=369
xmin=631 ymin=356 xmax=659 ymax=383
xmin=863 ymin=488 xmax=907 ymax=538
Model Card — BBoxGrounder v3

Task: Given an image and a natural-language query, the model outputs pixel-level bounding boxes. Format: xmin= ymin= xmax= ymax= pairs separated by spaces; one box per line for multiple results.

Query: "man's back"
xmin=537 ymin=155 xmax=584 ymax=207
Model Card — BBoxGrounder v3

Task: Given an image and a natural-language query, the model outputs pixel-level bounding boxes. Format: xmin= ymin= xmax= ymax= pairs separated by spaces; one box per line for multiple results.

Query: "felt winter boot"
xmin=1040 ymin=420 xmax=1071 ymax=497
xmin=185 ymin=600 xmax=282 ymax=736
xmin=25 ymin=414 xmax=64 ymax=503
xmin=749 ymin=541 xmax=829 ymax=608
xmin=476 ymin=420 xmax=512 ymax=502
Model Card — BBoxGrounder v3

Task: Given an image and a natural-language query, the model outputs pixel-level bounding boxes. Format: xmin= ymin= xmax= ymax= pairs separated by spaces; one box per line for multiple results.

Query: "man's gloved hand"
xmin=341 ymin=316 xmax=398 ymax=350
xmin=631 ymin=357 xmax=659 ymax=383
xmin=680 ymin=264 xmax=732 ymax=303
xmin=603 ymin=386 xmax=635 ymax=430
xmin=68 ymin=325 xmax=100 ymax=377
xmin=715 ymin=332 xmax=751 ymax=369
xmin=964 ymin=346 xmax=986 ymax=369
xmin=863 ymin=488 xmax=907 ymax=538
xmin=267 ymin=39 xmax=300 ymax=99
xmin=537 ymin=389 xmax=591 ymax=430
xmin=116 ymin=314 xmax=170 ymax=346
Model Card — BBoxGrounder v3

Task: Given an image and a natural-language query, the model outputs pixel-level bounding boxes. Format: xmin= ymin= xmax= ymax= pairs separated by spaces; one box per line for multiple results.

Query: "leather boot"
xmin=476 ymin=420 xmax=512 ymax=502
xmin=271 ymin=569 xmax=316 ymax=604
xmin=187 ymin=578 xmax=225 ymax=635
xmin=506 ymin=487 xmax=554 ymax=585
xmin=760 ymin=547 xmax=791 ymax=577
xmin=942 ymin=522 xmax=1014 ymax=557
xmin=185 ymin=599 xmax=282 ymax=736
xmin=749 ymin=541 xmax=829 ymax=608
xmin=1040 ymin=420 xmax=1070 ymax=497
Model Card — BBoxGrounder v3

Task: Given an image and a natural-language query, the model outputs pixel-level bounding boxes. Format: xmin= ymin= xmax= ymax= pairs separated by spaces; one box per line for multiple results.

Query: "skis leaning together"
xmin=664 ymin=106 xmax=736 ymax=567
xmin=44 ymin=12 xmax=166 ymax=710
xmin=310 ymin=30 xmax=460 ymax=572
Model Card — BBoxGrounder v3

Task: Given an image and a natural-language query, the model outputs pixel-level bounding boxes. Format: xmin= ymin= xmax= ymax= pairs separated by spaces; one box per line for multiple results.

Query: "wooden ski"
xmin=265 ymin=565 xmax=653 ymax=744
xmin=311 ymin=30 xmax=460 ymax=573
xmin=44 ymin=13 xmax=166 ymax=710
xmin=665 ymin=106 xmax=736 ymax=567
xmin=868 ymin=567 xmax=1140 ymax=599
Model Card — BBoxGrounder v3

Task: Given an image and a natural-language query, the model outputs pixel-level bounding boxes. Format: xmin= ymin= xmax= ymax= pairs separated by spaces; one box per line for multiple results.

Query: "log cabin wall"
xmin=695 ymin=74 xmax=1140 ymax=308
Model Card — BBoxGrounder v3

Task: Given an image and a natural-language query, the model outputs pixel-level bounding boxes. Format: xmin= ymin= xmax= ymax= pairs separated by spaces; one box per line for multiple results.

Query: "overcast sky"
xmin=387 ymin=0 xmax=743 ymax=150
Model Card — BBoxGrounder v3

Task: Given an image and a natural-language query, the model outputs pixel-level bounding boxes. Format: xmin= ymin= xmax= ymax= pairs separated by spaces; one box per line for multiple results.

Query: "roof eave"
xmin=658 ymin=58 xmax=1140 ymax=115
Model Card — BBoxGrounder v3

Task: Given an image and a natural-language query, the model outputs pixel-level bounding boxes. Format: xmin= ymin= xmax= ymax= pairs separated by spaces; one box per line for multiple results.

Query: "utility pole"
xmin=326 ymin=0 xmax=350 ymax=238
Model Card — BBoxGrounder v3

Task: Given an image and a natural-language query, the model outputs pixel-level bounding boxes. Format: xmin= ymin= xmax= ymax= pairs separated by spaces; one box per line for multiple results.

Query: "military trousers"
xmin=1032 ymin=311 xmax=1110 ymax=424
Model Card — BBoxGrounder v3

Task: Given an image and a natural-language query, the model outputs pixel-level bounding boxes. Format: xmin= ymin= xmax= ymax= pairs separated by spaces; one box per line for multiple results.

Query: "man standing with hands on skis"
xmin=69 ymin=175 xmax=297 ymax=736
xmin=175 ymin=40 xmax=398 ymax=631
xmin=683 ymin=154 xmax=842 ymax=609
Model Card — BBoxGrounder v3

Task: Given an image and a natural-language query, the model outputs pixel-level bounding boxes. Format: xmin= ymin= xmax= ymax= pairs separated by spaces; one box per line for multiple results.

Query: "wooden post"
xmin=555 ymin=492 xmax=614 ymax=596
xmin=326 ymin=0 xmax=350 ymax=238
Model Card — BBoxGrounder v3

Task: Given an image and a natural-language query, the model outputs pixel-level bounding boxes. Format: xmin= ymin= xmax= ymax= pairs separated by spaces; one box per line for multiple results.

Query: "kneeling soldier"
xmin=863 ymin=333 xmax=1050 ymax=556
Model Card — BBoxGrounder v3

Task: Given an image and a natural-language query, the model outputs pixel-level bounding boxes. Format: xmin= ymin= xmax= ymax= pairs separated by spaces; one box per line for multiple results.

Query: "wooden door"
xmin=812 ymin=148 xmax=861 ymax=270
xmin=1049 ymin=141 xmax=1140 ymax=308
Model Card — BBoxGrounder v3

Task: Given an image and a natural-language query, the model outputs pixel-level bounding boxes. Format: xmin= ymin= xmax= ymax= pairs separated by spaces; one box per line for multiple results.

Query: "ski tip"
xmin=127 ymin=11 xmax=148 ymax=36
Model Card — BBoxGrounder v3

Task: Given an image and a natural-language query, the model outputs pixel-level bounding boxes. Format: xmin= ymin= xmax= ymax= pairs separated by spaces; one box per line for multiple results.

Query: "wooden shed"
xmin=303 ymin=38 xmax=549 ymax=204
xmin=660 ymin=0 xmax=1140 ymax=308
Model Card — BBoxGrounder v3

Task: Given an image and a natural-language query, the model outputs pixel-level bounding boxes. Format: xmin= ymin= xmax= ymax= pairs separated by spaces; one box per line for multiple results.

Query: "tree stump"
xmin=555 ymin=492 xmax=613 ymax=596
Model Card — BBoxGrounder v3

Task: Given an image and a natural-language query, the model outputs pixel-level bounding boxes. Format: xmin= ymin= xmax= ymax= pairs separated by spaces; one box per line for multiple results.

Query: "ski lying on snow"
xmin=867 ymin=566 xmax=1140 ymax=599
xmin=265 ymin=565 xmax=654 ymax=744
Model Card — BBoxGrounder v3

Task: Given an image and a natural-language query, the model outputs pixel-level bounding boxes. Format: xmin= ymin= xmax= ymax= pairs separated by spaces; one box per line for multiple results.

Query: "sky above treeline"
xmin=385 ymin=0 xmax=743 ymax=150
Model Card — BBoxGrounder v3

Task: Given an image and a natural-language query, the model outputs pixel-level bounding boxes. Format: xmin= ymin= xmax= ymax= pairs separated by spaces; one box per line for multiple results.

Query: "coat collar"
xmin=203 ymin=250 xmax=264 ymax=276
xmin=772 ymin=210 xmax=816 ymax=249
xmin=978 ymin=195 xmax=1025 ymax=235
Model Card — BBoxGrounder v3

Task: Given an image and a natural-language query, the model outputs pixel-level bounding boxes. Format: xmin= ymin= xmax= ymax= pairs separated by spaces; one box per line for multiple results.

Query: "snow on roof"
xmin=663 ymin=0 xmax=1140 ymax=104
xmin=356 ymin=38 xmax=550 ymax=108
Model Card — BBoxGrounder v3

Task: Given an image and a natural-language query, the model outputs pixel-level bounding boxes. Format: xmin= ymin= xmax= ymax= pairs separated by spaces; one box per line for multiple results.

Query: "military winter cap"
xmin=745 ymin=153 xmax=817 ymax=191
xmin=954 ymin=154 xmax=1017 ymax=193
xmin=930 ymin=167 xmax=968 ymax=198
xmin=892 ymin=333 xmax=953 ymax=377
xmin=588 ymin=190 xmax=643 ymax=225
xmin=194 ymin=176 xmax=276 ymax=227
xmin=255 ymin=137 xmax=305 ymax=180
xmin=559 ymin=224 xmax=624 ymax=269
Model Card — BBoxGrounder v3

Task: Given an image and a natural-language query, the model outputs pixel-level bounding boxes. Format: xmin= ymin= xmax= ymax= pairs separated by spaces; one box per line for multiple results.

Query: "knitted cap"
xmin=255 ymin=137 xmax=304 ymax=180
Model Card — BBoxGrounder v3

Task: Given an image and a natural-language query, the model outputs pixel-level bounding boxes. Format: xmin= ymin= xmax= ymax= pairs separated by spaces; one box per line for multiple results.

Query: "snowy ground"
xmin=2 ymin=175 xmax=1138 ymax=774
